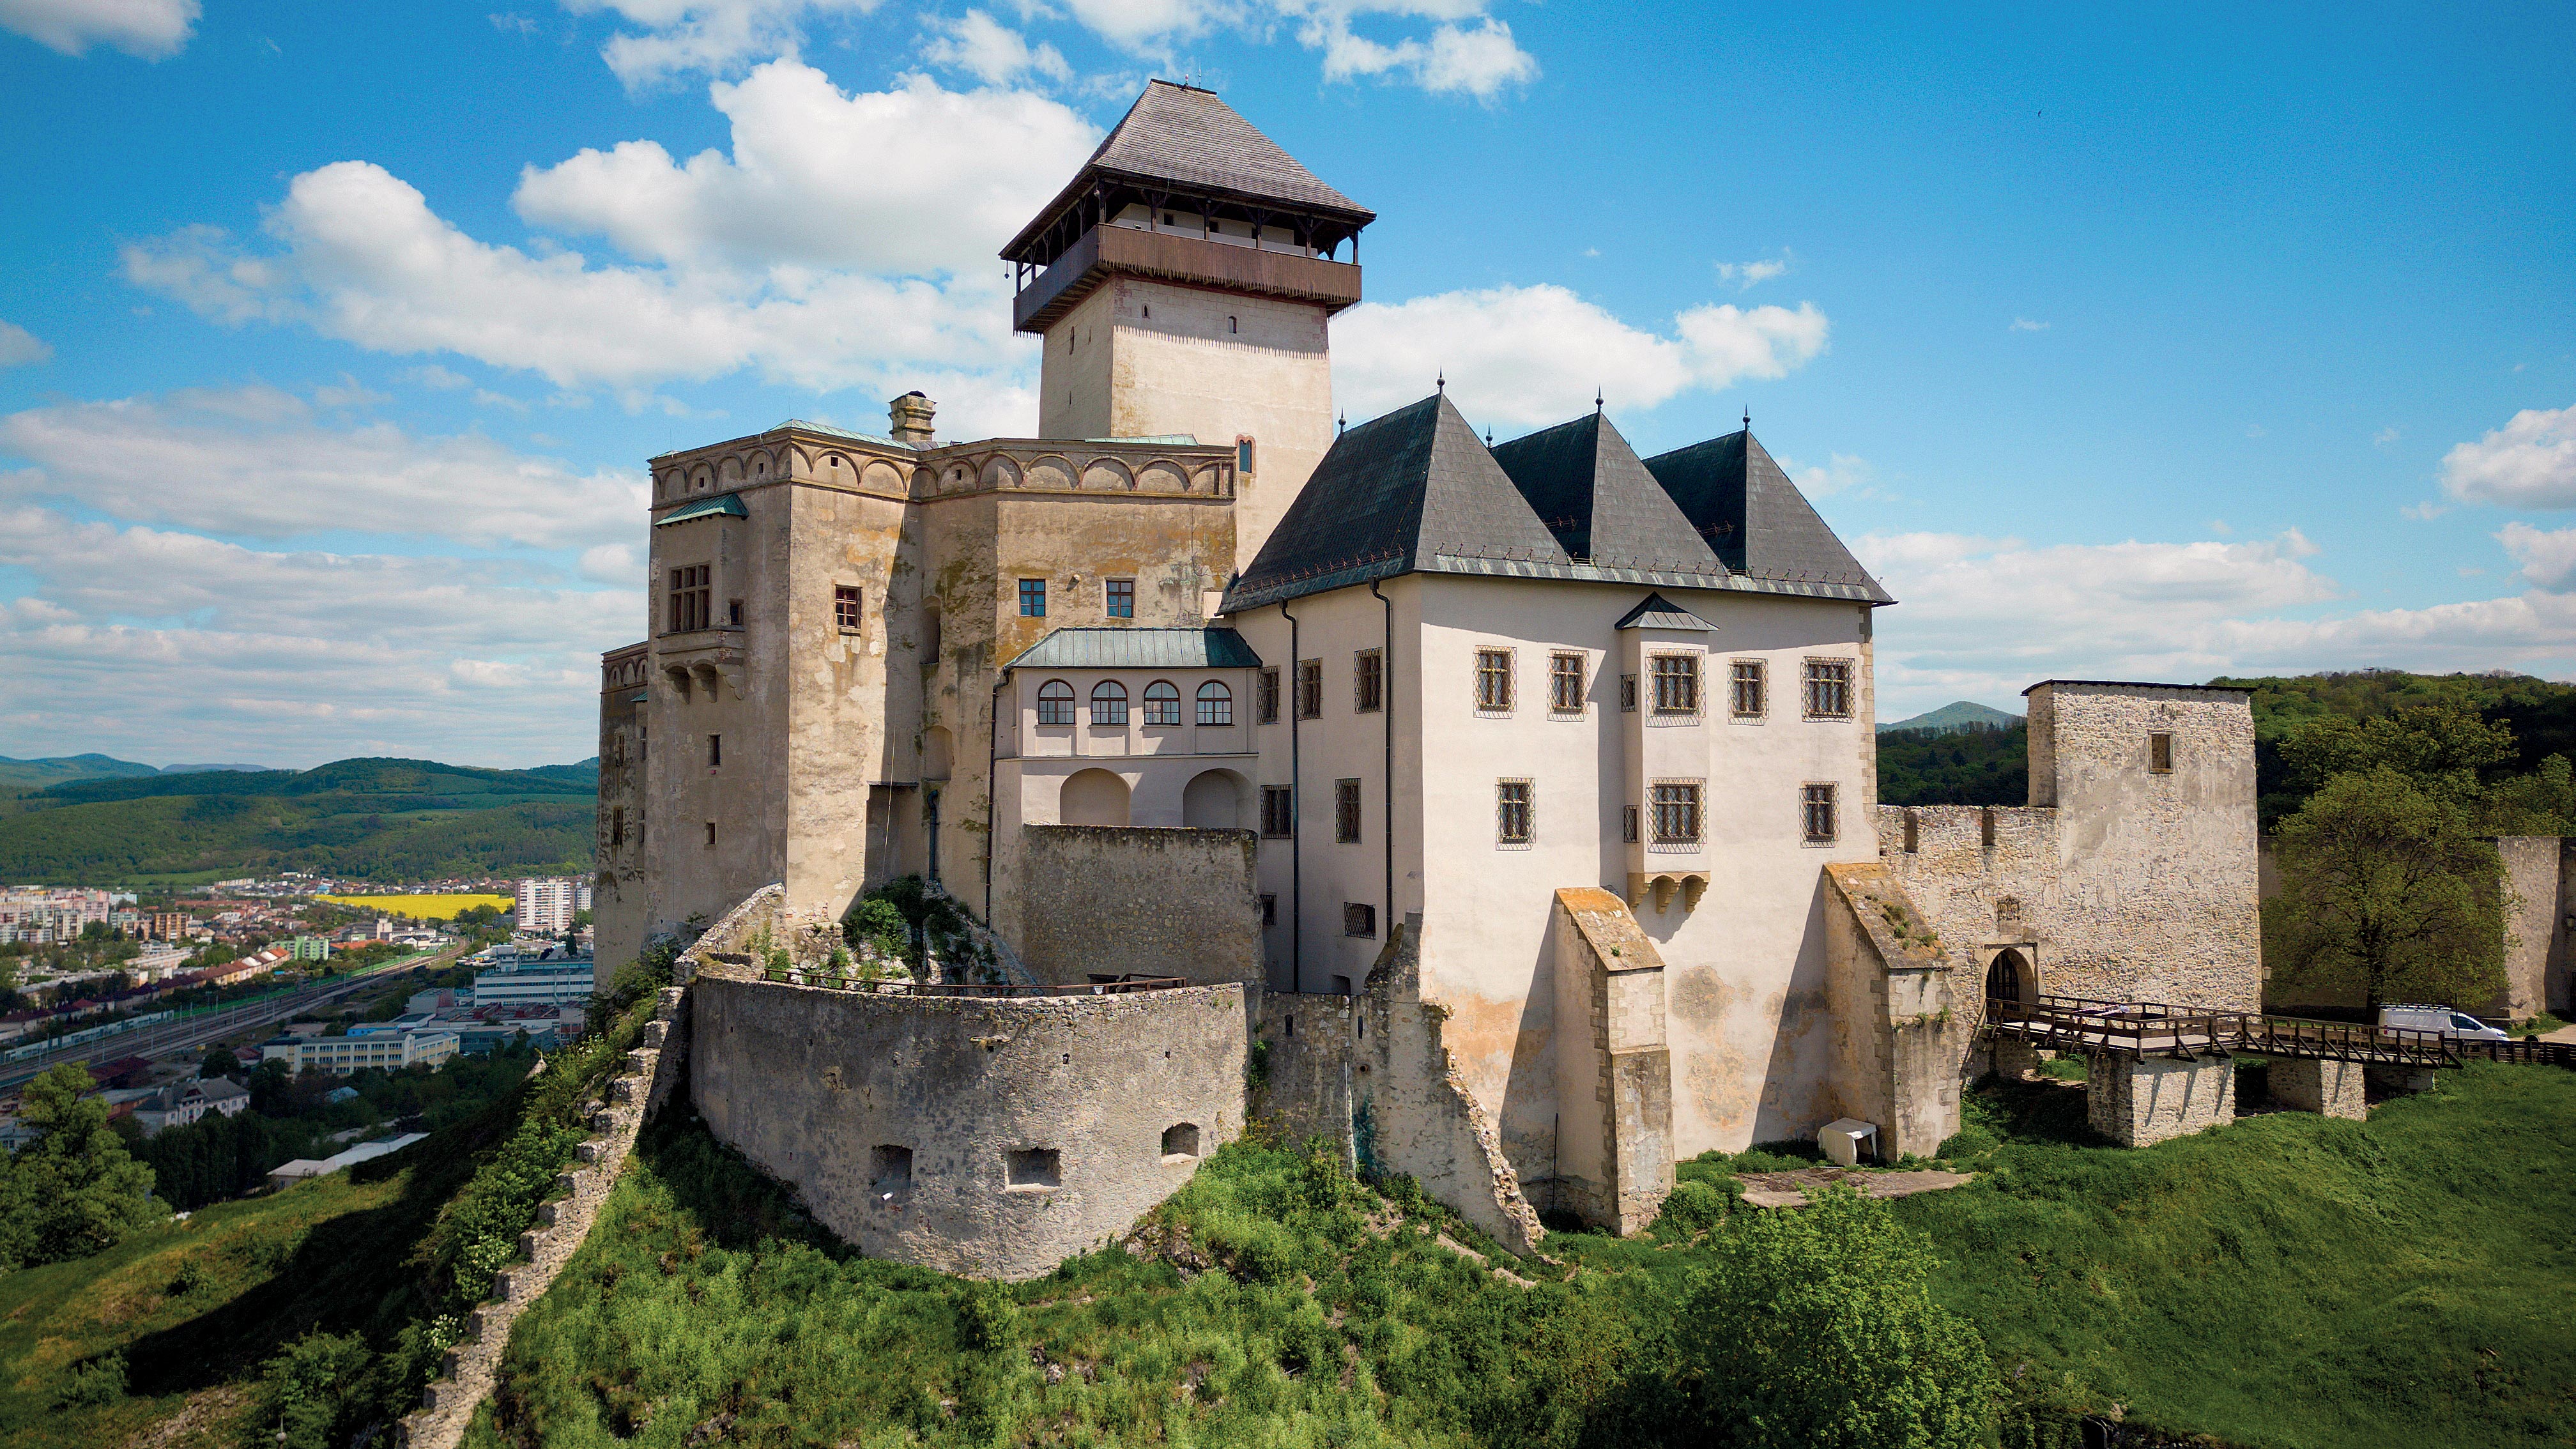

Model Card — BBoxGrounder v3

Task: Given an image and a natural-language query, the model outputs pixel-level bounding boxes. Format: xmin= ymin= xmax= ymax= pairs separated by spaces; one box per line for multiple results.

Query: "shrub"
xmin=55 ymin=1353 xmax=126 ymax=1409
xmin=1936 ymin=1126 xmax=2000 ymax=1161
xmin=955 ymin=1284 xmax=1016 ymax=1353
xmin=1654 ymin=1178 xmax=1732 ymax=1238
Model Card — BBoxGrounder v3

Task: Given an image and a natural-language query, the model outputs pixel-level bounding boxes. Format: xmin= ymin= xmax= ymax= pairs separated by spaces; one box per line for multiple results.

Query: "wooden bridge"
xmin=1987 ymin=994 xmax=2465 ymax=1067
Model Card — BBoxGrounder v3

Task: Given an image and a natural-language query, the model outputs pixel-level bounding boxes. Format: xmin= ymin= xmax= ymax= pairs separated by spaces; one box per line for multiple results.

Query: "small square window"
xmin=834 ymin=585 xmax=862 ymax=632
xmin=728 ymin=598 xmax=744 ymax=627
xmin=1496 ymin=780 xmax=1532 ymax=846
xmin=1803 ymin=783 xmax=1839 ymax=844
xmin=1298 ymin=660 xmax=1323 ymax=719
xmin=2149 ymin=732 xmax=2174 ymax=773
xmin=1261 ymin=786 xmax=1294 ymax=838
xmin=1006 ymin=1147 xmax=1061 ymax=1190
xmin=1106 ymin=578 xmax=1135 ymax=618
xmin=1335 ymin=779 xmax=1363 ymax=843
xmin=1731 ymin=659 xmax=1767 ymax=718
xmin=1620 ymin=673 xmax=1637 ymax=712
xmin=1475 ymin=648 xmax=1514 ymax=712
xmin=708 ymin=733 xmax=721 ymax=768
xmin=1803 ymin=659 xmax=1852 ymax=719
xmin=704 ymin=821 xmax=717 ymax=847
xmin=1550 ymin=653 xmax=1585 ymax=713
xmin=1343 ymin=902 xmax=1377 ymax=938
xmin=1018 ymin=578 xmax=1047 ymax=617
xmin=1650 ymin=783 xmax=1702 ymax=845
xmin=1259 ymin=669 xmax=1280 ymax=723
xmin=1354 ymin=649 xmax=1383 ymax=713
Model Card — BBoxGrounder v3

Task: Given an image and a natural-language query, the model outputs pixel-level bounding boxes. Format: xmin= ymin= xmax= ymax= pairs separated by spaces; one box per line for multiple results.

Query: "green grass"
xmin=477 ymin=1065 xmax=2576 ymax=1449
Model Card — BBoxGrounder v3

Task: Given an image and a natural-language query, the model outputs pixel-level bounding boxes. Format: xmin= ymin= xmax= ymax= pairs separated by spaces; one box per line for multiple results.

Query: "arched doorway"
xmin=1182 ymin=768 xmax=1249 ymax=829
xmin=1985 ymin=947 xmax=2030 ymax=1006
xmin=1061 ymin=768 xmax=1130 ymax=827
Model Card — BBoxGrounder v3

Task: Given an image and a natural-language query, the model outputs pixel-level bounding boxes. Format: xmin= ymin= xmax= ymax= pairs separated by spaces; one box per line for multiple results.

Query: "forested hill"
xmin=1880 ymin=670 xmax=2576 ymax=823
xmin=0 ymin=757 xmax=600 ymax=885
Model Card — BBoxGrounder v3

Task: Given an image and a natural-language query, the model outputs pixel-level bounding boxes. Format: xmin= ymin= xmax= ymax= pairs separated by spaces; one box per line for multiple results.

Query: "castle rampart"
xmin=1015 ymin=824 xmax=1263 ymax=985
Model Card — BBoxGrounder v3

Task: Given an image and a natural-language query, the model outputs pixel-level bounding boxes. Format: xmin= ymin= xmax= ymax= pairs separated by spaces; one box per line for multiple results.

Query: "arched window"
xmin=1036 ymin=679 xmax=1075 ymax=726
xmin=1143 ymin=680 xmax=1181 ymax=726
xmin=1091 ymin=680 xmax=1129 ymax=726
xmin=1196 ymin=680 xmax=1233 ymax=726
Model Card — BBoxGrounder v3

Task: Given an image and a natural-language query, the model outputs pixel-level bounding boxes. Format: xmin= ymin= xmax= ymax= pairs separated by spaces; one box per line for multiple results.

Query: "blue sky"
xmin=0 ymin=0 xmax=2569 ymax=767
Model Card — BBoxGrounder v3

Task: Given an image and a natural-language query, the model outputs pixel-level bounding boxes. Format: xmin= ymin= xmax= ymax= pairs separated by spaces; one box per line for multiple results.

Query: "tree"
xmin=202 ymin=1045 xmax=240 ymax=1078
xmin=1681 ymin=1187 xmax=1998 ymax=1449
xmin=2264 ymin=767 xmax=2508 ymax=1012
xmin=2280 ymin=702 xmax=2515 ymax=800
xmin=0 ymin=1064 xmax=161 ymax=1268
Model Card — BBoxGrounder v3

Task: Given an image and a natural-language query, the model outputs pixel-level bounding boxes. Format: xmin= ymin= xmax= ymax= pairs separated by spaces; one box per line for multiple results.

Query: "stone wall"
xmin=1251 ymin=988 xmax=1363 ymax=1150
xmin=2492 ymin=836 xmax=2571 ymax=1020
xmin=1820 ymin=863 xmax=1968 ymax=1158
xmin=691 ymin=969 xmax=1250 ymax=1280
xmin=1546 ymin=888 xmax=1673 ymax=1234
xmin=2085 ymin=1053 xmax=2234 ymax=1147
xmin=1017 ymin=824 xmax=1262 ymax=985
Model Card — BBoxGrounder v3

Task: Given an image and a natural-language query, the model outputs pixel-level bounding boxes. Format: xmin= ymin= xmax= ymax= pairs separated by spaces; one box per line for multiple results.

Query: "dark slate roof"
xmin=1489 ymin=411 xmax=1724 ymax=575
xmin=1005 ymin=82 xmax=1372 ymax=258
xmin=1004 ymin=627 xmax=1262 ymax=671
xmin=1225 ymin=393 xmax=1572 ymax=610
xmin=1641 ymin=431 xmax=1893 ymax=603
xmin=1614 ymin=593 xmax=1716 ymax=631
xmin=654 ymin=493 xmax=747 ymax=526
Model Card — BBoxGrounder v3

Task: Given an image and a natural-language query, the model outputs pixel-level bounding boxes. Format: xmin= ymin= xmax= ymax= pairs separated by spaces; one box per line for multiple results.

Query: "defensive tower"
xmin=1002 ymin=80 xmax=1374 ymax=572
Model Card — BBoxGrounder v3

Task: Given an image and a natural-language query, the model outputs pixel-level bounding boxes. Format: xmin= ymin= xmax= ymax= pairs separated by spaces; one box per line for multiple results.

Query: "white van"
xmin=2378 ymin=1004 xmax=2510 ymax=1042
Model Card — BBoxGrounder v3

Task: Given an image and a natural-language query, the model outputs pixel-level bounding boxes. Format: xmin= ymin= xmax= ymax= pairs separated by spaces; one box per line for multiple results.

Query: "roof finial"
xmin=1436 ymin=368 xmax=1445 ymax=395
xmin=1485 ymin=426 xmax=1494 ymax=446
xmin=1742 ymin=408 xmax=1751 ymax=432
xmin=1595 ymin=388 xmax=1604 ymax=414
xmin=1337 ymin=410 xmax=1346 ymax=436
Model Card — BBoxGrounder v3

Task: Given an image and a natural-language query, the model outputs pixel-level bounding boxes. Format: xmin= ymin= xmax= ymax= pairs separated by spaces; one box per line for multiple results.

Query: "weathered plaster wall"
xmin=1820 ymin=864 xmax=1966 ymax=1158
xmin=2491 ymin=836 xmax=2569 ymax=1020
xmin=1546 ymin=888 xmax=1673 ymax=1233
xmin=691 ymin=971 xmax=1250 ymax=1280
xmin=2270 ymin=1057 xmax=2365 ymax=1119
xmin=1017 ymin=824 xmax=1262 ymax=985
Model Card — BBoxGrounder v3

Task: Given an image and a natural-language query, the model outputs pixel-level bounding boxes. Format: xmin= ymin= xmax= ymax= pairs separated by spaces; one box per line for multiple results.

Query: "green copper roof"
xmin=1004 ymin=627 xmax=1263 ymax=671
xmin=654 ymin=493 xmax=748 ymax=526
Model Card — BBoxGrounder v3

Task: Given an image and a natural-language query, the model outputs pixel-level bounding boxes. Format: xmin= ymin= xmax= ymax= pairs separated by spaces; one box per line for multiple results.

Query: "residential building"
xmin=516 ymin=877 xmax=578 ymax=935
xmin=130 ymin=1076 xmax=252 ymax=1135
xmin=260 ymin=1029 xmax=459 ymax=1075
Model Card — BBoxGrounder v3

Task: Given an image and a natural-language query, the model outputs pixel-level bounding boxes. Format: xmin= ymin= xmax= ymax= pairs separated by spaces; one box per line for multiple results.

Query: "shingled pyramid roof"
xmin=1006 ymin=81 xmax=1372 ymax=259
xmin=1224 ymin=393 xmax=1568 ymax=610
xmin=1641 ymin=430 xmax=1892 ymax=602
xmin=1489 ymin=411 xmax=1724 ymax=575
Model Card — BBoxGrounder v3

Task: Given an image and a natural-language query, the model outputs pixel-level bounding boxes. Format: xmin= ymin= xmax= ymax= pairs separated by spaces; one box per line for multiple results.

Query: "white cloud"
xmin=406 ymin=364 xmax=473 ymax=390
xmin=1859 ymin=528 xmax=2576 ymax=717
xmin=2010 ymin=317 xmax=2048 ymax=332
xmin=1333 ymin=283 xmax=1828 ymax=429
xmin=1780 ymin=452 xmax=1872 ymax=497
xmin=1307 ymin=12 xmax=1537 ymax=99
xmin=923 ymin=9 xmax=1070 ymax=86
xmin=0 ymin=0 xmax=197 ymax=57
xmin=490 ymin=11 xmax=541 ymax=34
xmin=563 ymin=0 xmax=882 ymax=88
xmin=2372 ymin=426 xmax=2400 ymax=447
xmin=2500 ymin=522 xmax=2576 ymax=593
xmin=0 ymin=508 xmax=633 ymax=767
xmin=0 ymin=386 xmax=645 ymax=548
xmin=2440 ymin=404 xmax=2576 ymax=509
xmin=1714 ymin=253 xmax=1789 ymax=290
xmin=512 ymin=62 xmax=1095 ymax=273
xmin=0 ymin=319 xmax=51 ymax=366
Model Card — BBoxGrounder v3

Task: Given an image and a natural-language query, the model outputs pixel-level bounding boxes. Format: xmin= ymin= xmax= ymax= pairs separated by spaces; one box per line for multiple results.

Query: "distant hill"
xmin=0 ymin=756 xmax=599 ymax=885
xmin=160 ymin=762 xmax=277 ymax=774
xmin=1879 ymin=701 xmax=2022 ymax=735
xmin=0 ymin=753 xmax=162 ymax=792
xmin=1880 ymin=721 xmax=2028 ymax=806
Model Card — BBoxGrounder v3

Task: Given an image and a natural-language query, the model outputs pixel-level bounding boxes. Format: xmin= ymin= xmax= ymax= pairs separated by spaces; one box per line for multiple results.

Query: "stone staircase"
xmin=395 ymin=986 xmax=692 ymax=1449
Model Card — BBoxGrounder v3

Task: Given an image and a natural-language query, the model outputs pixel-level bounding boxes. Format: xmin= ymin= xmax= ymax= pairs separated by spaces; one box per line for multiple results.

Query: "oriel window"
xmin=668 ymin=564 xmax=712 ymax=633
xmin=1652 ymin=654 xmax=1699 ymax=714
xmin=1650 ymin=783 xmax=1703 ymax=845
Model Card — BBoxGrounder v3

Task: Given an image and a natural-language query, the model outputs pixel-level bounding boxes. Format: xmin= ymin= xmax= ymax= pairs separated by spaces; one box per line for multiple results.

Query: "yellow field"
xmin=318 ymin=892 xmax=513 ymax=919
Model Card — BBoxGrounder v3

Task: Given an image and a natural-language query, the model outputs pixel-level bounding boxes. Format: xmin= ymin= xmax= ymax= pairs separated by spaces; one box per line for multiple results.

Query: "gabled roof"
xmin=1614 ymin=593 xmax=1716 ymax=631
xmin=1005 ymin=81 xmax=1372 ymax=259
xmin=1641 ymin=431 xmax=1893 ymax=603
xmin=1489 ymin=411 xmax=1724 ymax=575
xmin=1004 ymin=627 xmax=1263 ymax=671
xmin=1225 ymin=393 xmax=1571 ymax=611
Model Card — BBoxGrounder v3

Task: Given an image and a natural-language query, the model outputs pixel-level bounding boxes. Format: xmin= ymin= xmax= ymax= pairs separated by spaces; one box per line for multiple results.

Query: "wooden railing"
xmin=759 ymin=970 xmax=1190 ymax=998
xmin=2453 ymin=1035 xmax=2576 ymax=1069
xmin=1987 ymin=993 xmax=2460 ymax=1067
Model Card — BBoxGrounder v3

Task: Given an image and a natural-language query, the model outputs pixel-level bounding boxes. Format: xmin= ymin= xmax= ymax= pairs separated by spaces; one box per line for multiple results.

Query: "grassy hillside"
xmin=471 ymin=1064 xmax=2576 ymax=1449
xmin=0 ymin=757 xmax=599 ymax=884
xmin=1880 ymin=722 xmax=2029 ymax=807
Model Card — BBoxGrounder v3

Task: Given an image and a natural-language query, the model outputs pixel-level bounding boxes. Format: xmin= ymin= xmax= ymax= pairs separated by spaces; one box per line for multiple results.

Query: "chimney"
xmin=888 ymin=390 xmax=936 ymax=445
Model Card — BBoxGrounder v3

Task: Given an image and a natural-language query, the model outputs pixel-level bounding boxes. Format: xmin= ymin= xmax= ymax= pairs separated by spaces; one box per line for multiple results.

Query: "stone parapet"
xmin=2086 ymin=1052 xmax=2234 ymax=1147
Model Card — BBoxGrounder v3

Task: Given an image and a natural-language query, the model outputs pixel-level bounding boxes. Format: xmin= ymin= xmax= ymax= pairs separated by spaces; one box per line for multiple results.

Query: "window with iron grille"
xmin=1105 ymin=579 xmax=1135 ymax=618
xmin=833 ymin=585 xmax=862 ymax=632
xmin=1335 ymin=779 xmax=1363 ymax=843
xmin=1260 ymin=893 xmax=1276 ymax=927
xmin=1354 ymin=649 xmax=1383 ymax=712
xmin=1298 ymin=660 xmax=1323 ymax=719
xmin=1197 ymin=680 xmax=1232 ymax=725
xmin=1549 ymin=653 xmax=1585 ymax=713
xmin=668 ymin=564 xmax=711 ymax=633
xmin=1475 ymin=648 xmax=1513 ymax=711
xmin=1036 ymin=679 xmax=1075 ymax=725
xmin=1620 ymin=673 xmax=1637 ymax=712
xmin=1802 ymin=783 xmax=1839 ymax=844
xmin=1261 ymin=786 xmax=1294 ymax=838
xmin=1090 ymin=680 xmax=1128 ymax=725
xmin=1650 ymin=782 xmax=1703 ymax=845
xmin=1018 ymin=578 xmax=1046 ymax=617
xmin=1344 ymin=902 xmax=1377 ymax=937
xmin=1143 ymin=680 xmax=1181 ymax=726
xmin=1652 ymin=654 xmax=1699 ymax=714
xmin=1621 ymin=806 xmax=1639 ymax=843
xmin=1496 ymin=780 xmax=1533 ymax=845
xmin=1259 ymin=669 xmax=1280 ymax=723
xmin=1731 ymin=659 xmax=1767 ymax=717
xmin=2149 ymin=732 xmax=2174 ymax=773
xmin=1803 ymin=659 xmax=1851 ymax=719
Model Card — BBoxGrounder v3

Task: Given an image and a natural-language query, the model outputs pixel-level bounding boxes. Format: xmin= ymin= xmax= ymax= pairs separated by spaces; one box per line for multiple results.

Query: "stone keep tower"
xmin=1002 ymin=80 xmax=1374 ymax=572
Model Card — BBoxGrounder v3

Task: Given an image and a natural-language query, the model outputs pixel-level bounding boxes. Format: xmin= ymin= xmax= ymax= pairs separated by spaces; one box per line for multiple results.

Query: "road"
xmin=0 ymin=947 xmax=460 ymax=1092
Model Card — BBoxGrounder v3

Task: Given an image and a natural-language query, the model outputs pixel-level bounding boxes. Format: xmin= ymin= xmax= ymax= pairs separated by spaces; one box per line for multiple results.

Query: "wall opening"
xmin=1986 ymin=947 xmax=2030 ymax=1006
xmin=1061 ymin=768 xmax=1131 ymax=827
xmin=1183 ymin=767 xmax=1249 ymax=829
xmin=871 ymin=1144 xmax=912 ymax=1193
xmin=1006 ymin=1147 xmax=1062 ymax=1190
xmin=1160 ymin=1123 xmax=1200 ymax=1161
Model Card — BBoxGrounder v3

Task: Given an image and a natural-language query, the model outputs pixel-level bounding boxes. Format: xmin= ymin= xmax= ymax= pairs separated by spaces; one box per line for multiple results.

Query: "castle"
xmin=593 ymin=82 xmax=2262 ymax=1276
